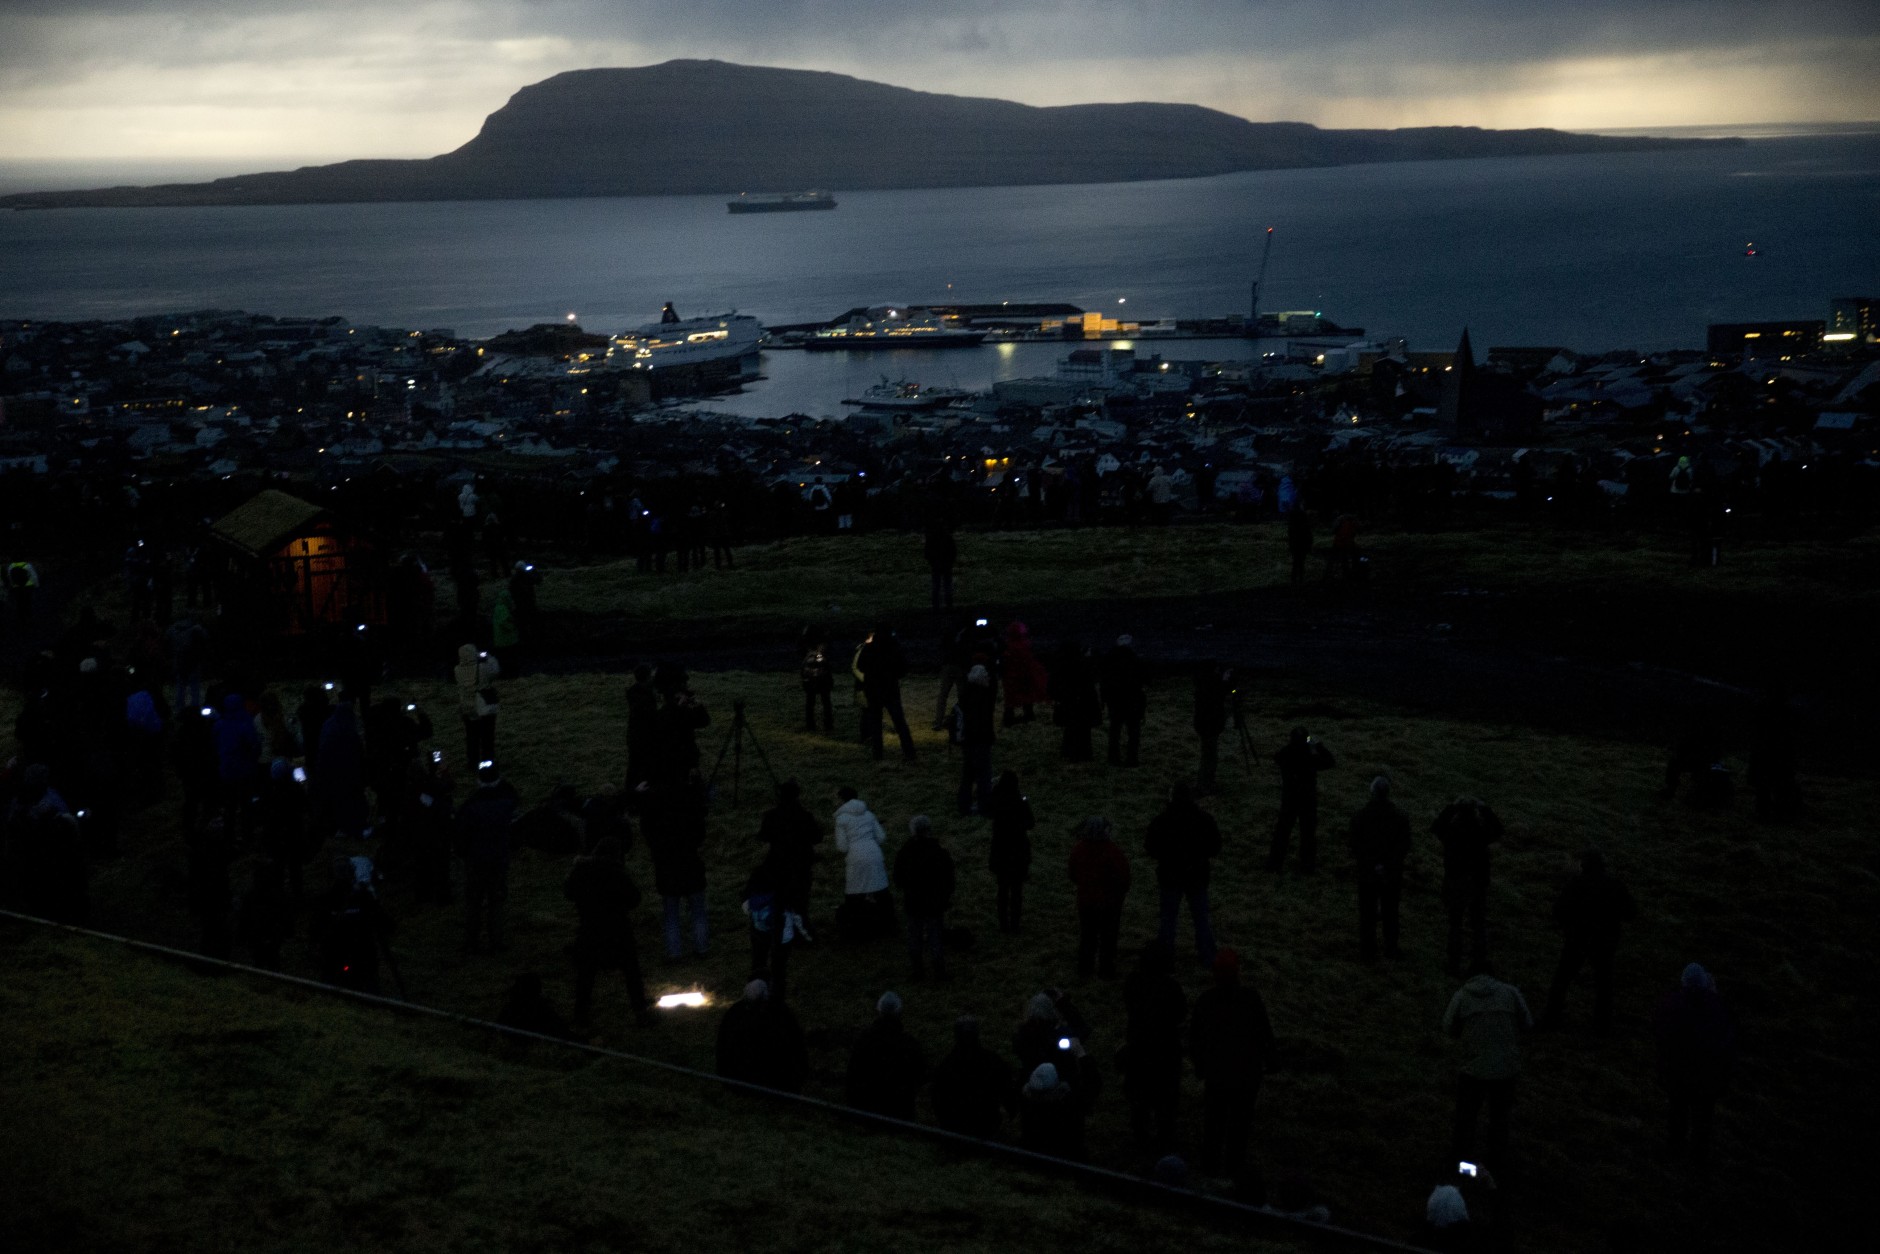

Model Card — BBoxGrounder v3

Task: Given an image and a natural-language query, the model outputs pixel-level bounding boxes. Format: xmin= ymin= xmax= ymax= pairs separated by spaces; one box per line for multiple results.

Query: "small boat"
xmin=727 ymin=190 xmax=837 ymax=214
xmin=841 ymin=378 xmax=969 ymax=410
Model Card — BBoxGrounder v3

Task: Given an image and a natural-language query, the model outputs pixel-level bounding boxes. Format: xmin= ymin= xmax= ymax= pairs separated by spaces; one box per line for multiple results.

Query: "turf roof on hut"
xmin=209 ymin=489 xmax=328 ymax=557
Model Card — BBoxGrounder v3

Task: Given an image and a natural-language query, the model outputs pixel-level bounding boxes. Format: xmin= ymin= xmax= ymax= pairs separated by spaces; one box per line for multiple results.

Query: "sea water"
xmin=2 ymin=130 xmax=1875 ymax=417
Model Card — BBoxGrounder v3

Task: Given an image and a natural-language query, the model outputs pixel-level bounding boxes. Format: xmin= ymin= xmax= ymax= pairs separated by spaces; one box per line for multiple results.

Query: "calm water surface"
xmin=2 ymin=133 xmax=1875 ymax=415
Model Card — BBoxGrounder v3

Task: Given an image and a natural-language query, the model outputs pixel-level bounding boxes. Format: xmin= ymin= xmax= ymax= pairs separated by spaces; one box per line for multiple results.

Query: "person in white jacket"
xmin=834 ymin=786 xmax=894 ymax=940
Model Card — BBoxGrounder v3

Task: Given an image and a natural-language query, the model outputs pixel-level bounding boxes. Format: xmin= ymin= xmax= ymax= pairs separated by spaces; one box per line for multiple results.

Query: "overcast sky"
xmin=2 ymin=0 xmax=1876 ymax=163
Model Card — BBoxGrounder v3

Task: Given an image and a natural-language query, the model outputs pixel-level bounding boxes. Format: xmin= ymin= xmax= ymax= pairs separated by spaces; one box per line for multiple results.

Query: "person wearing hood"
xmin=716 ymin=979 xmax=809 ymax=1094
xmin=844 ymin=991 xmax=928 ymax=1119
xmin=456 ymin=759 xmax=518 ymax=954
xmin=1348 ymin=775 xmax=1412 ymax=961
xmin=1145 ymin=782 xmax=1221 ymax=968
xmin=454 ymin=643 xmax=501 ymax=766
xmin=986 ymin=770 xmax=1034 ymax=933
xmin=1653 ymin=963 xmax=1736 ymax=1163
xmin=1442 ymin=963 xmax=1533 ymax=1172
xmin=1067 ymin=816 xmax=1132 ymax=979
xmin=1019 ymin=1062 xmax=1087 ymax=1160
xmin=1269 ymin=727 xmax=1335 ymax=872
xmin=956 ymin=663 xmax=997 ymax=817
xmin=1001 ymin=620 xmax=1048 ymax=725
xmin=930 ymin=1015 xmax=1017 ymax=1139
xmin=212 ymin=692 xmax=262 ymax=835
xmin=1541 ymin=849 xmax=1637 ymax=1031
xmin=894 ymin=815 xmax=956 ymax=981
xmin=1190 ymin=947 xmax=1276 ymax=1187
xmin=315 ymin=696 xmax=369 ymax=841
xmin=1100 ymin=634 xmax=1148 ymax=768
xmin=834 ymin=786 xmax=895 ymax=941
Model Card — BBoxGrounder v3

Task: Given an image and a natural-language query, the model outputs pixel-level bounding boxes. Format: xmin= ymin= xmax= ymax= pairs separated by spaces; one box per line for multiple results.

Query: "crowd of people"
xmin=0 ymin=594 xmax=1772 ymax=1250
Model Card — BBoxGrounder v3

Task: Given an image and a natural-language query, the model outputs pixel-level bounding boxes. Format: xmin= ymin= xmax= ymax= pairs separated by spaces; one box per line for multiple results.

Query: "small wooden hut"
xmin=210 ymin=489 xmax=387 ymax=636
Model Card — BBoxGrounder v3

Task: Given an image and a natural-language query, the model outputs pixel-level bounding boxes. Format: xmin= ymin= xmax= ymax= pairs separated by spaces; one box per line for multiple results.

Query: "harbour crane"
xmin=1250 ymin=225 xmax=1275 ymax=328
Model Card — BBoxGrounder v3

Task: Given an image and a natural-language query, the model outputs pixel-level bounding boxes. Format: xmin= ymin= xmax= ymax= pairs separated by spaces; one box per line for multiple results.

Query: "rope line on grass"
xmin=0 ymin=907 xmax=1439 ymax=1254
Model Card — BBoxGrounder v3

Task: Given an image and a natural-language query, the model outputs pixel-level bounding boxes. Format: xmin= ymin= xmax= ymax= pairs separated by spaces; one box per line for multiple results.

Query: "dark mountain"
xmin=0 ymin=60 xmax=1734 ymax=209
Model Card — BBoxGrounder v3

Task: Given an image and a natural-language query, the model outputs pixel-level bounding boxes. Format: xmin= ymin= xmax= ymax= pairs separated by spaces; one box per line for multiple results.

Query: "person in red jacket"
xmin=1066 ymin=815 xmax=1132 ymax=979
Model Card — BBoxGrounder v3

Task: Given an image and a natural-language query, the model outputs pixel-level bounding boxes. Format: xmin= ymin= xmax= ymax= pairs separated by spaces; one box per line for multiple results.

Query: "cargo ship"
xmin=727 ymin=190 xmax=837 ymax=214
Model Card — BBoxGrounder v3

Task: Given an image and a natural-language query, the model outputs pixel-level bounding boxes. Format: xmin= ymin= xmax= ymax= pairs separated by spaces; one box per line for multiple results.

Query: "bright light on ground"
xmin=656 ymin=992 xmax=709 ymax=1009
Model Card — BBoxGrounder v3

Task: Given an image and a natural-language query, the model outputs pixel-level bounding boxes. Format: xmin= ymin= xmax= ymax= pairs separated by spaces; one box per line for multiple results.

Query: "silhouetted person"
xmin=1145 ymin=782 xmax=1220 ymax=967
xmin=643 ymin=771 xmax=711 ymax=959
xmin=1542 ymin=850 xmax=1637 ymax=1031
xmin=756 ymin=778 xmax=822 ymax=923
xmin=456 ymin=760 xmax=517 ymax=954
xmin=1348 ymin=775 xmax=1412 ymax=961
xmin=1190 ymin=947 xmax=1276 ymax=1187
xmin=624 ymin=665 xmax=659 ymax=788
xmin=931 ymin=1015 xmax=1016 ymax=1139
xmin=956 ymin=664 xmax=996 ymax=816
xmin=8 ymin=764 xmax=88 ymax=925
xmin=310 ymin=859 xmax=391 ymax=994
xmin=315 ymin=697 xmax=369 ymax=842
xmin=1444 ymin=963 xmax=1532 ymax=1173
xmin=857 ymin=626 xmax=917 ymax=761
xmin=716 ymin=979 xmax=809 ymax=1093
xmin=1191 ymin=662 xmax=1236 ymax=794
xmin=1653 ymin=963 xmax=1736 ymax=1163
xmin=1101 ymin=634 xmax=1148 ymax=768
xmin=1122 ymin=941 xmax=1188 ymax=1154
xmin=1433 ymin=796 xmax=1503 ymax=976
xmin=986 ymin=770 xmax=1034 ymax=932
xmin=798 ymin=625 xmax=836 ymax=734
xmin=1020 ymin=1061 xmax=1088 ymax=1160
xmin=895 ymin=814 xmax=956 ymax=980
xmin=1269 ymin=727 xmax=1334 ymax=872
xmin=1048 ymin=639 xmax=1100 ymax=762
xmin=845 ymin=991 xmax=928 ymax=1119
xmin=1067 ymin=816 xmax=1131 ymax=979
xmin=564 ymin=835 xmax=652 ymax=1028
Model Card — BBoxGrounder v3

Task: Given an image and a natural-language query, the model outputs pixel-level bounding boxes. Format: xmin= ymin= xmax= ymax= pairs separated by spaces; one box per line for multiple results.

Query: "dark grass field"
xmin=0 ymin=927 xmax=1321 ymax=1254
xmin=4 ymin=520 xmax=1877 ymax=1251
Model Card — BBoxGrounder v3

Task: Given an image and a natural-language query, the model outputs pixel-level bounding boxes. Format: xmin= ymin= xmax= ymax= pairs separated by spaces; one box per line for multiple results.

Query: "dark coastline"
xmin=0 ymin=60 xmax=1739 ymax=210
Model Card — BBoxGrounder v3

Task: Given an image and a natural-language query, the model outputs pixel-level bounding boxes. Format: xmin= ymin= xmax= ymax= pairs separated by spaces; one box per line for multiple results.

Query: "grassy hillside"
xmin=10 ymin=663 xmax=1875 ymax=1251
xmin=0 ymin=927 xmax=1314 ymax=1254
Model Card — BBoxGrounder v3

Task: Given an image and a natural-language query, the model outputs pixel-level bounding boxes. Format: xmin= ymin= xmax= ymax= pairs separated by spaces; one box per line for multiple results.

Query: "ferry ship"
xmin=727 ymin=190 xmax=837 ymax=214
xmin=804 ymin=306 xmax=987 ymax=352
xmin=605 ymin=304 xmax=762 ymax=378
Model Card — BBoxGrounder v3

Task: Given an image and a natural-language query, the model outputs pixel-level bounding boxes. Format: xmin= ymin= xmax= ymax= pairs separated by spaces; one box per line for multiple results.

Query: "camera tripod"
xmin=1234 ymin=716 xmax=1258 ymax=772
xmin=709 ymin=698 xmax=777 ymax=803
